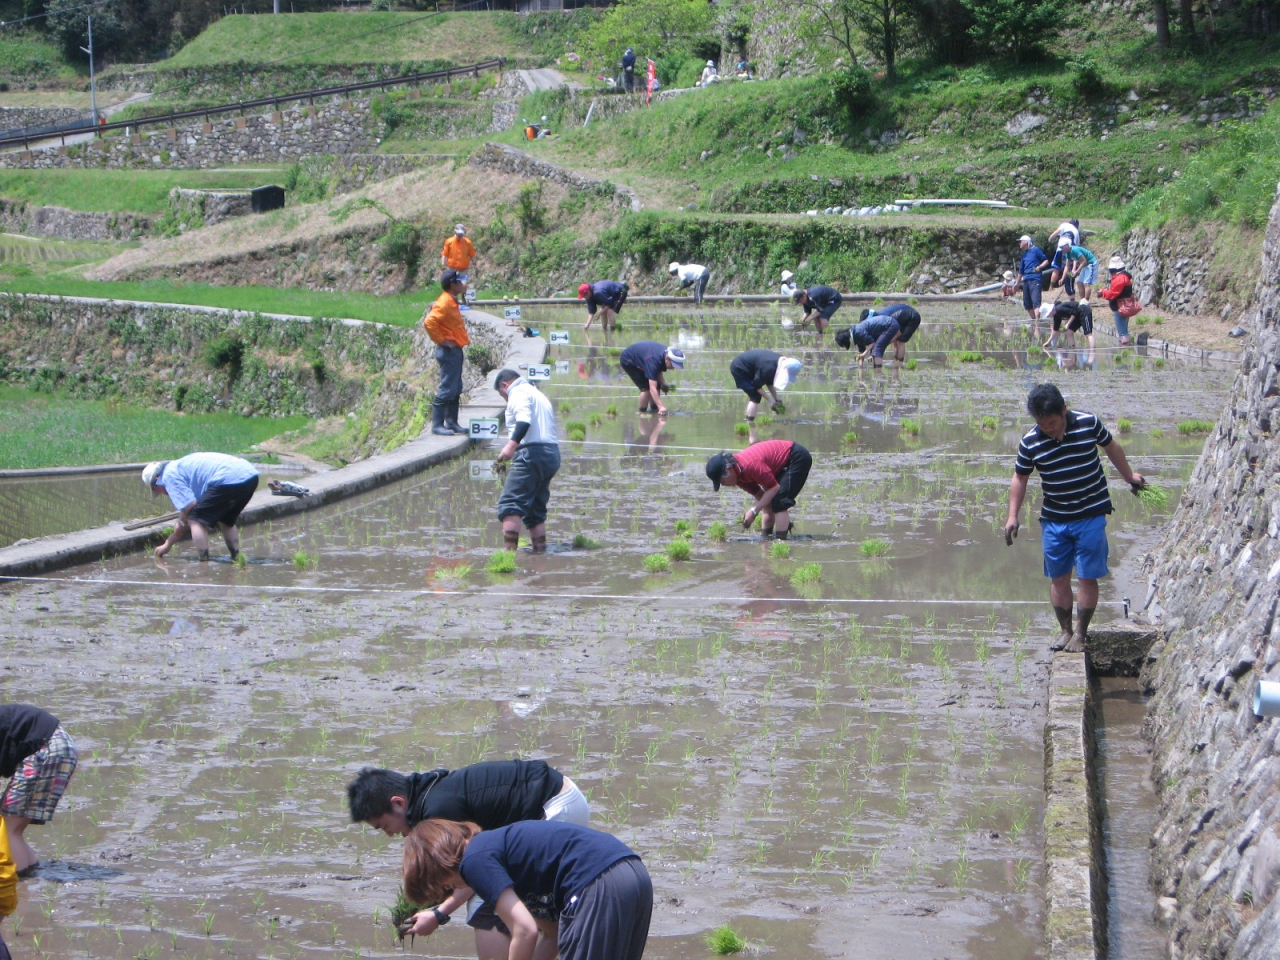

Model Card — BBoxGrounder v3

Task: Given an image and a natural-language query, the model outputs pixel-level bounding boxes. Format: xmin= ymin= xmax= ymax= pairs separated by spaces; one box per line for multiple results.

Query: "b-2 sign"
xmin=469 ymin=418 xmax=501 ymax=439
xmin=549 ymin=331 xmax=570 ymax=345
xmin=504 ymin=306 xmax=524 ymax=321
xmin=526 ymin=364 xmax=552 ymax=381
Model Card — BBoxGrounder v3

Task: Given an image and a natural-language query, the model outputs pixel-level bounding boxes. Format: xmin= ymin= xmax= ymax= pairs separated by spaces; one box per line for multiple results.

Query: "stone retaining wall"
xmin=0 ymin=94 xmax=380 ymax=170
xmin=470 ymin=141 xmax=641 ymax=211
xmin=1141 ymin=181 xmax=1280 ymax=959
xmin=0 ymin=106 xmax=83 ymax=132
xmin=1119 ymin=222 xmax=1263 ymax=325
xmin=169 ymin=187 xmax=254 ymax=227
xmin=0 ymin=199 xmax=150 ymax=241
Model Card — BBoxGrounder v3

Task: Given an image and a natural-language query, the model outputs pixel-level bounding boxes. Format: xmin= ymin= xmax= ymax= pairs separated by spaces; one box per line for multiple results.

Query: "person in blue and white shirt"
xmin=495 ymin=368 xmax=561 ymax=554
xmin=143 ymin=453 xmax=259 ymax=561
xmin=1003 ymin=383 xmax=1145 ymax=653
xmin=667 ymin=261 xmax=710 ymax=305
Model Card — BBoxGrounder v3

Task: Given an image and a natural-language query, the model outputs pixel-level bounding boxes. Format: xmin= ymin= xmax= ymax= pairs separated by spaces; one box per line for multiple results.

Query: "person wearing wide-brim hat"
xmin=1099 ymin=256 xmax=1136 ymax=346
xmin=142 ymin=453 xmax=259 ymax=560
xmin=706 ymin=439 xmax=812 ymax=540
xmin=729 ymin=349 xmax=802 ymax=420
xmin=618 ymin=341 xmax=684 ymax=416
xmin=779 ymin=270 xmax=797 ymax=298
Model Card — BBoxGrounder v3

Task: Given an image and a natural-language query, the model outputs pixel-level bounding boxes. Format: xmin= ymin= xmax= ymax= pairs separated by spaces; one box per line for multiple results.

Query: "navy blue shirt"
xmin=586 ymin=281 xmax=627 ymax=314
xmin=622 ymin=51 xmax=636 ymax=72
xmin=850 ymin=313 xmax=900 ymax=354
xmin=803 ymin=286 xmax=843 ymax=318
xmin=876 ymin=304 xmax=920 ymax=325
xmin=1015 ymin=410 xmax=1114 ymax=522
xmin=1020 ymin=246 xmax=1048 ymax=278
xmin=461 ymin=821 xmax=639 ymax=921
xmin=619 ymin=341 xmax=668 ymax=381
xmin=729 ymin=349 xmax=780 ymax=390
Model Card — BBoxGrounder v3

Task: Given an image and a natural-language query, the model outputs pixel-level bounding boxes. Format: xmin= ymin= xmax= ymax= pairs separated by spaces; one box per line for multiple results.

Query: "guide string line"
xmin=0 ymin=574 xmax=1090 ymax=606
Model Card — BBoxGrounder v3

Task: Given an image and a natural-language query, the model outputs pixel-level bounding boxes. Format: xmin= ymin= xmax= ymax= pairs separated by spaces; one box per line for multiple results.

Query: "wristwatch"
xmin=432 ymin=907 xmax=450 ymax=926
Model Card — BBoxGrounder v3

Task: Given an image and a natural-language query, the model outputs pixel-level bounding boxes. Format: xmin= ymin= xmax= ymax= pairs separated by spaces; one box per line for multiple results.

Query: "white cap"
xmin=142 ymin=461 xmax=167 ymax=488
xmin=1038 ymin=304 xmax=1053 ymax=320
xmin=454 ymin=224 xmax=466 ymax=235
xmin=773 ymin=358 xmax=803 ymax=391
xmin=1058 ymin=237 xmax=1072 ymax=248
xmin=668 ymin=261 xmax=680 ymax=273
xmin=1018 ymin=235 xmax=1033 ymax=245
xmin=781 ymin=270 xmax=794 ymax=282
xmin=1079 ymin=299 xmax=1089 ymax=307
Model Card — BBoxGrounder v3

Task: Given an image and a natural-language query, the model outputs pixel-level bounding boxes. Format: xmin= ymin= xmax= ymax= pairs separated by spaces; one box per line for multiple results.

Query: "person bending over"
xmin=706 ymin=439 xmax=812 ymax=540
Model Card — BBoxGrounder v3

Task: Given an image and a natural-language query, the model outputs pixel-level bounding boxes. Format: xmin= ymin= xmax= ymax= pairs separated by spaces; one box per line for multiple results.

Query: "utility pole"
xmin=80 ymin=16 xmax=98 ymax=127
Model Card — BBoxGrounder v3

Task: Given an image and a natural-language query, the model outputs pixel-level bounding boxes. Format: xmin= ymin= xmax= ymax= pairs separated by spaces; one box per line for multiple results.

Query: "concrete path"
xmin=0 ymin=308 xmax=546 ymax=578
xmin=515 ymin=68 xmax=579 ymax=93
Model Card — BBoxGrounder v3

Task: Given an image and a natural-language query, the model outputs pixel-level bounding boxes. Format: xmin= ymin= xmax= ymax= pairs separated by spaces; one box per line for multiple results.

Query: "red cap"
xmin=578 ymin=283 xmax=591 ymax=298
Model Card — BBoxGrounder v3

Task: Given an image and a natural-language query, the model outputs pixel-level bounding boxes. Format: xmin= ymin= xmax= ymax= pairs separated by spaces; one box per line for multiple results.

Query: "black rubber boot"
xmin=445 ymin=400 xmax=467 ymax=435
xmin=431 ymin=400 xmax=452 ymax=436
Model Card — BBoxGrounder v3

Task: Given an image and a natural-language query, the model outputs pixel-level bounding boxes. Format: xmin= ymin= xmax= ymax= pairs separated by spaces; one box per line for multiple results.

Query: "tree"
xmin=583 ymin=0 xmax=716 ymax=72
xmin=959 ymin=0 xmax=1062 ymax=64
xmin=794 ymin=0 xmax=912 ymax=79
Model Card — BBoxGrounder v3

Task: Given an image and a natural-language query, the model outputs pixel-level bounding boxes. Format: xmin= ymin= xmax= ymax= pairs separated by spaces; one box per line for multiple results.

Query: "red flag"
xmin=646 ymin=58 xmax=656 ymax=105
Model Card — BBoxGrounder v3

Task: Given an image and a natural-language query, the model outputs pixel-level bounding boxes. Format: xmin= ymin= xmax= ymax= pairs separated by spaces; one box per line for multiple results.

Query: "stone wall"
xmin=1119 ymin=222 xmax=1263 ymax=324
xmin=1141 ymin=181 xmax=1280 ymax=959
xmin=0 ymin=106 xmax=83 ymax=133
xmin=0 ymin=94 xmax=380 ymax=171
xmin=470 ymin=141 xmax=640 ymax=211
xmin=169 ymin=187 xmax=254 ymax=228
xmin=0 ymin=199 xmax=150 ymax=241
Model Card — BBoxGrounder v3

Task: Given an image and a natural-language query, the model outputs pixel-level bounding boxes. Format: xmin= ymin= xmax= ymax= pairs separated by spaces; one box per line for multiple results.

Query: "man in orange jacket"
xmin=441 ymin=224 xmax=476 ymax=288
xmin=423 ymin=269 xmax=471 ymax=436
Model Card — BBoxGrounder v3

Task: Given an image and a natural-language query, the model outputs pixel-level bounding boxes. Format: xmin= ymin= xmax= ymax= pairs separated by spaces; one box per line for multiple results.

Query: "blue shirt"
xmin=461 ymin=821 xmax=639 ymax=921
xmin=619 ymin=341 xmax=668 ymax=382
xmin=804 ymin=286 xmax=843 ymax=318
xmin=1068 ymin=245 xmax=1097 ymax=265
xmin=1020 ymin=246 xmax=1048 ymax=278
xmin=586 ymin=281 xmax=627 ymax=313
xmin=159 ymin=453 xmax=258 ymax=510
xmin=1014 ymin=410 xmax=1114 ymax=522
xmin=850 ymin=314 xmax=901 ymax=355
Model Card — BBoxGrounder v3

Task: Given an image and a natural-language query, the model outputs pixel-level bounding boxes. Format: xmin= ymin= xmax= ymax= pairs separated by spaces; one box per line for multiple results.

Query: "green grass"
xmin=4 ymin=279 xmax=428 ymax=327
xmin=0 ymin=236 xmax=125 ymax=266
xmin=160 ymin=11 xmax=596 ymax=69
xmin=0 ymin=169 xmax=287 ymax=216
xmin=860 ymin=538 xmax=891 ymax=557
xmin=1177 ymin=419 xmax=1214 ymax=435
xmin=704 ymin=924 xmax=748 ymax=955
xmin=0 ymin=385 xmax=305 ymax=469
xmin=666 ymin=538 xmax=692 ymax=561
xmin=841 ymin=430 xmax=859 ymax=446
xmin=0 ymin=28 xmax=81 ymax=83
xmin=1135 ymin=484 xmax=1171 ymax=510
xmin=571 ymin=533 xmax=601 ymax=549
xmin=486 ymin=550 xmax=518 ymax=573
xmin=770 ymin=541 xmax=791 ymax=560
xmin=291 ymin=550 xmax=319 ymax=571
xmin=900 ymin=418 xmax=922 ymax=436
xmin=673 ymin=519 xmax=694 ymax=536
xmin=707 ymin=521 xmax=728 ymax=542
xmin=1116 ymin=417 xmax=1133 ymax=433
xmin=790 ymin=562 xmax=822 ymax=586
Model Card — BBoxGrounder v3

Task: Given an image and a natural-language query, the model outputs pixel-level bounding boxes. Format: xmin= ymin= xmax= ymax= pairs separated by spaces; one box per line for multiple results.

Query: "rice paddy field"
xmin=0 ymin=302 xmax=1235 ymax=960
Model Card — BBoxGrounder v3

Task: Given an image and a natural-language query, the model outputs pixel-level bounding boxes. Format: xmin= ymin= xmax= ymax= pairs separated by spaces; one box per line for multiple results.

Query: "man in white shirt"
xmin=1047 ymin=219 xmax=1081 ymax=248
xmin=668 ymin=261 xmax=711 ymax=305
xmin=495 ymin=369 xmax=561 ymax=554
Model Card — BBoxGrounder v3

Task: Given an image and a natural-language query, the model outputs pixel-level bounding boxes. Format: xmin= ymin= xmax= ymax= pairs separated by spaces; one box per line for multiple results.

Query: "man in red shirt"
xmin=705 ymin=439 xmax=812 ymax=539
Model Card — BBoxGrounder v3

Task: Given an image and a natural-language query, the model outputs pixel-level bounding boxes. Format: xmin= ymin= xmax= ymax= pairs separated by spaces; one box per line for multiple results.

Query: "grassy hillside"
xmin=0 ymin=28 xmax=81 ymax=85
xmin=160 ymin=10 xmax=595 ymax=70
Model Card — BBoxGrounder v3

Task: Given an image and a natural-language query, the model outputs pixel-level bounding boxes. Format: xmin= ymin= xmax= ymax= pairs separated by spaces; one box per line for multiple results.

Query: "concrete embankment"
xmin=0 ymin=307 xmax=544 ymax=578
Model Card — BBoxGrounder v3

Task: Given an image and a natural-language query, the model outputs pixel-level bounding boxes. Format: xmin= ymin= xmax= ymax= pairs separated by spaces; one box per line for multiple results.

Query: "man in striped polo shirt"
xmin=1003 ymin=384 xmax=1145 ymax=652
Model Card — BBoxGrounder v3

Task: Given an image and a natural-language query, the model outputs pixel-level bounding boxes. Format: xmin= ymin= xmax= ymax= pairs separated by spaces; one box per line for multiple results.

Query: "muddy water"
xmin=1094 ymin=677 xmax=1164 ymax=960
xmin=2 ymin=303 xmax=1232 ymax=960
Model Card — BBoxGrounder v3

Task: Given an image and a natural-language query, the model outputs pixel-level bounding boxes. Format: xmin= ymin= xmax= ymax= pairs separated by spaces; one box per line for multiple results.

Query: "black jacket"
xmin=0 ymin=704 xmax=59 ymax=778
xmin=405 ymin=759 xmax=565 ymax=830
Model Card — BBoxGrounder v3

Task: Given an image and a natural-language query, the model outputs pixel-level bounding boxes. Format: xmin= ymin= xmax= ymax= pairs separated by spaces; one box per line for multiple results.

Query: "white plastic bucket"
xmin=1252 ymin=680 xmax=1280 ymax=718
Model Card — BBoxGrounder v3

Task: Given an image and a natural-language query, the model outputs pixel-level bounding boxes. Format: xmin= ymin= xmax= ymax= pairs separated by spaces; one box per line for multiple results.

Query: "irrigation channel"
xmin=2 ymin=302 xmax=1235 ymax=960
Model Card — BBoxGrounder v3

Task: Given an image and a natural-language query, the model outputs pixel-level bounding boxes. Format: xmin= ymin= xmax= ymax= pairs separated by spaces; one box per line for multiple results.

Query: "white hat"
xmin=668 ymin=261 xmax=680 ymax=273
xmin=1002 ymin=270 xmax=1015 ymax=282
xmin=773 ymin=358 xmax=803 ymax=392
xmin=1108 ymin=255 xmax=1126 ymax=270
xmin=1058 ymin=237 xmax=1072 ymax=248
xmin=1079 ymin=298 xmax=1089 ymax=307
xmin=1018 ymin=235 xmax=1033 ymax=245
xmin=454 ymin=224 xmax=466 ymax=235
xmin=706 ymin=60 xmax=715 ymax=67
xmin=1037 ymin=303 xmax=1053 ymax=320
xmin=665 ymin=347 xmax=686 ymax=369
xmin=781 ymin=270 xmax=794 ymax=282
xmin=142 ymin=460 xmax=167 ymax=488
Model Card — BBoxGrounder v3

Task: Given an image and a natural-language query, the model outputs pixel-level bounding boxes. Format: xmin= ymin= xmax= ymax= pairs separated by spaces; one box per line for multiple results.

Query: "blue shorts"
xmin=1078 ymin=262 xmax=1098 ymax=285
xmin=1021 ymin=276 xmax=1042 ymax=311
xmin=1040 ymin=515 xmax=1109 ymax=580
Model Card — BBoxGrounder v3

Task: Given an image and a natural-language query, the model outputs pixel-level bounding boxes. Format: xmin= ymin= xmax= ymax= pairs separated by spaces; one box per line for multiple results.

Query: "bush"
xmin=829 ymin=66 xmax=876 ymax=120
xmin=1068 ymin=54 xmax=1109 ymax=100
xmin=204 ymin=333 xmax=245 ymax=374
xmin=465 ymin=344 xmax=499 ymax=376
xmin=379 ymin=222 xmax=422 ymax=279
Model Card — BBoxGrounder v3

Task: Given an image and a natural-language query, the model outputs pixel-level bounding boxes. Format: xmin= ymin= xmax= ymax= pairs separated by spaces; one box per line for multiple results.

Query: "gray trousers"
xmin=558 ymin=857 xmax=652 ymax=960
xmin=434 ymin=344 xmax=464 ymax=406
xmin=497 ymin=443 xmax=561 ymax=527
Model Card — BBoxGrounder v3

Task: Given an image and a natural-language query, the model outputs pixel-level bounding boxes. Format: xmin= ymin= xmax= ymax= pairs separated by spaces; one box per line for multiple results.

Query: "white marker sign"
xmin=549 ymin=330 xmax=571 ymax=345
xmin=527 ymin=364 xmax=552 ymax=381
xmin=504 ymin=306 xmax=524 ymax=321
xmin=469 ymin=418 xmax=501 ymax=439
xmin=465 ymin=288 xmax=477 ymax=303
xmin=470 ymin=461 xmax=496 ymax=479
xmin=556 ymin=360 xmax=570 ymax=375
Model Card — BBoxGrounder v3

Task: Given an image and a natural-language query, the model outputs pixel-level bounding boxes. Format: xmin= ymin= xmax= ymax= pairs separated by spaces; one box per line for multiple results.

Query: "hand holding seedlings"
xmin=493 ymin=458 xmax=510 ymax=476
xmin=1003 ymin=520 xmax=1019 ymax=547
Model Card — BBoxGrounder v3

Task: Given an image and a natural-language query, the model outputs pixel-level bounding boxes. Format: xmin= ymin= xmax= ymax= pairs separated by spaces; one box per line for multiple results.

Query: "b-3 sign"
xmin=526 ymin=364 xmax=552 ymax=381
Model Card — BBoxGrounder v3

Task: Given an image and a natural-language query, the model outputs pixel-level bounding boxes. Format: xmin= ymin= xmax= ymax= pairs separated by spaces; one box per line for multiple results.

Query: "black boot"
xmin=445 ymin=400 xmax=467 ymax=435
xmin=431 ymin=400 xmax=453 ymax=436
